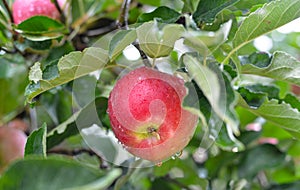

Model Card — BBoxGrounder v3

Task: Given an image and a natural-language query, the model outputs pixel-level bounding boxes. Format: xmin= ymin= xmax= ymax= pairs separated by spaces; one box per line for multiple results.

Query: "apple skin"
xmin=292 ymin=85 xmax=300 ymax=96
xmin=108 ymin=67 xmax=198 ymax=163
xmin=0 ymin=126 xmax=27 ymax=172
xmin=12 ymin=0 xmax=66 ymax=24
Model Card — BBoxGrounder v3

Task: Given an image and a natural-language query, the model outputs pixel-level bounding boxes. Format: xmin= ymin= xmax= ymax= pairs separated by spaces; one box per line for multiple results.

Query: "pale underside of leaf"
xmin=136 ymin=21 xmax=185 ymax=58
xmin=109 ymin=30 xmax=137 ymax=61
xmin=242 ymin=51 xmax=300 ymax=86
xmin=224 ymin=0 xmax=300 ymax=64
xmin=183 ymin=54 xmax=239 ymax=135
xmin=26 ymin=47 xmax=109 ymax=103
xmin=233 ymin=0 xmax=300 ymax=49
xmin=239 ymin=96 xmax=300 ymax=139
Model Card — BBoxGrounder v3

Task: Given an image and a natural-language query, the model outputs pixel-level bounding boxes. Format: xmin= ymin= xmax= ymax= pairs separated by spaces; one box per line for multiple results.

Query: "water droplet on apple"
xmin=156 ymin=162 xmax=163 ymax=167
xmin=171 ymin=156 xmax=176 ymax=160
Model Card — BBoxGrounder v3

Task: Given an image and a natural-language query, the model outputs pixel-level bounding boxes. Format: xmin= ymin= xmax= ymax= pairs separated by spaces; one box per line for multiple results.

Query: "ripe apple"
xmin=7 ymin=119 xmax=29 ymax=132
xmin=12 ymin=0 xmax=66 ymax=24
xmin=292 ymin=85 xmax=300 ymax=96
xmin=107 ymin=66 xmax=198 ymax=163
xmin=0 ymin=126 xmax=27 ymax=172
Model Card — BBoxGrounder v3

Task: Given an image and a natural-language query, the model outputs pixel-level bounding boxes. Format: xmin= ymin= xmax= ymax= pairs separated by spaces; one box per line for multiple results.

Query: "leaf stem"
xmin=132 ymin=42 xmax=152 ymax=67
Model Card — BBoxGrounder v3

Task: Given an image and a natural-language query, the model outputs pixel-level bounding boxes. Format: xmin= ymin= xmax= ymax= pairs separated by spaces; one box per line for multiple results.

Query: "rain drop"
xmin=232 ymin=147 xmax=239 ymax=153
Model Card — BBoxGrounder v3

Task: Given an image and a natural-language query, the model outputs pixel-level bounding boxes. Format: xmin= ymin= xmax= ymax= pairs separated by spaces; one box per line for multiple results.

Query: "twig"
xmin=116 ymin=0 xmax=151 ymax=67
xmin=116 ymin=0 xmax=131 ymax=29
xmin=47 ymin=148 xmax=109 ymax=169
xmin=132 ymin=42 xmax=152 ymax=67
xmin=257 ymin=171 xmax=269 ymax=189
xmin=2 ymin=0 xmax=13 ymax=23
xmin=53 ymin=0 xmax=66 ymax=23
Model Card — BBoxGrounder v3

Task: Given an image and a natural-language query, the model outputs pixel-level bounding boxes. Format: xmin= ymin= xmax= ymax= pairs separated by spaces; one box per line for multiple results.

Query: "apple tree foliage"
xmin=1 ymin=0 xmax=300 ymax=189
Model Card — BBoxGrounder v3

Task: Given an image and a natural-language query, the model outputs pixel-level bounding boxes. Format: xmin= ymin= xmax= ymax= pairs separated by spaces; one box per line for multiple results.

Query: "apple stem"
xmin=116 ymin=0 xmax=131 ymax=29
xmin=147 ymin=127 xmax=160 ymax=140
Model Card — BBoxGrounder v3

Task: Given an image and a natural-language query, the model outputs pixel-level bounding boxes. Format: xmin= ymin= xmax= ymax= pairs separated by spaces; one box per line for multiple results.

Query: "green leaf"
xmin=268 ymin=181 xmax=300 ymax=190
xmin=154 ymin=158 xmax=208 ymax=189
xmin=182 ymin=0 xmax=200 ymax=13
xmin=232 ymin=0 xmax=300 ymax=50
xmin=238 ymin=84 xmax=280 ymax=108
xmin=25 ymin=47 xmax=109 ymax=103
xmin=242 ymin=51 xmax=300 ymax=86
xmin=47 ymin=97 xmax=109 ymax=149
xmin=108 ymin=30 xmax=137 ymax=61
xmin=183 ymin=20 xmax=232 ymax=55
xmin=15 ymin=16 xmax=66 ymax=35
xmin=238 ymin=95 xmax=300 ymax=139
xmin=0 ymin=62 xmax=27 ymax=124
xmin=0 ymin=156 xmax=121 ymax=190
xmin=240 ymin=52 xmax=271 ymax=68
xmin=238 ymin=144 xmax=285 ymax=179
xmin=137 ymin=0 xmax=161 ymax=6
xmin=193 ymin=0 xmax=240 ymax=24
xmin=137 ymin=6 xmax=181 ymax=23
xmin=136 ymin=21 xmax=185 ymax=58
xmin=183 ymin=54 xmax=239 ymax=135
xmin=44 ymin=42 xmax=75 ymax=64
xmin=216 ymin=124 xmax=244 ymax=152
xmin=46 ymin=108 xmax=80 ymax=150
xmin=24 ymin=39 xmax=53 ymax=50
xmin=25 ymin=123 xmax=47 ymax=157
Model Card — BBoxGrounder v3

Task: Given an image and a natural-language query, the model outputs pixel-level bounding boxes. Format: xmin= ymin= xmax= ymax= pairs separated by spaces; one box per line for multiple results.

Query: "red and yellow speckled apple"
xmin=108 ymin=66 xmax=198 ymax=163
xmin=0 ymin=126 xmax=27 ymax=172
xmin=12 ymin=0 xmax=66 ymax=24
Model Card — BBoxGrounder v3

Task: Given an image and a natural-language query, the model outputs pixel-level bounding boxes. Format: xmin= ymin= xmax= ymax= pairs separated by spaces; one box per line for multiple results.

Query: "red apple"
xmin=12 ymin=0 xmax=66 ymax=24
xmin=7 ymin=119 xmax=29 ymax=132
xmin=0 ymin=126 xmax=27 ymax=172
xmin=292 ymin=85 xmax=300 ymax=96
xmin=108 ymin=66 xmax=198 ymax=163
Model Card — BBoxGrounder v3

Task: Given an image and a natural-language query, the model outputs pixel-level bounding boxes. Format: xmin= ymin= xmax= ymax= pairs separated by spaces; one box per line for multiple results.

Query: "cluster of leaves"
xmin=1 ymin=0 xmax=300 ymax=189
